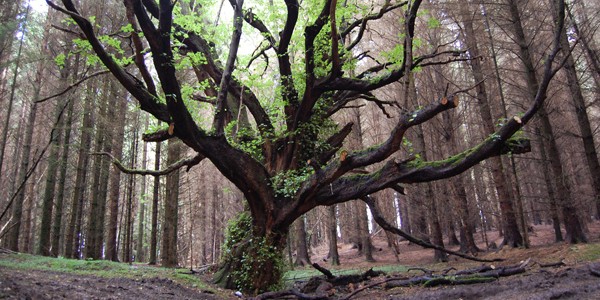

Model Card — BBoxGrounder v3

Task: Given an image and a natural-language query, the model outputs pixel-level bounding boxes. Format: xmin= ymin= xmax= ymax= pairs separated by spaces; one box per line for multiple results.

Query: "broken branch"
xmin=92 ymin=151 xmax=205 ymax=176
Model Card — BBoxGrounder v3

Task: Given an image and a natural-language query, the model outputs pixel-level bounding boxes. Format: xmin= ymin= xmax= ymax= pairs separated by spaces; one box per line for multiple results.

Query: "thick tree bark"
xmin=161 ymin=138 xmax=181 ymax=267
xmin=293 ymin=216 xmax=311 ymax=266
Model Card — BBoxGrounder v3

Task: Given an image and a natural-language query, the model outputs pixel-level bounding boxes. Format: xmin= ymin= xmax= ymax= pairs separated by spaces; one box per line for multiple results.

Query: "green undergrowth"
xmin=0 ymin=252 xmax=215 ymax=293
xmin=572 ymin=243 xmax=600 ymax=262
xmin=283 ymin=264 xmax=409 ymax=283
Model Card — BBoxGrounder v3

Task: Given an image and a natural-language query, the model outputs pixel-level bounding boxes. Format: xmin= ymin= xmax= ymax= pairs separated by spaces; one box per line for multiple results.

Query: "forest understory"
xmin=2 ymin=222 xmax=600 ymax=299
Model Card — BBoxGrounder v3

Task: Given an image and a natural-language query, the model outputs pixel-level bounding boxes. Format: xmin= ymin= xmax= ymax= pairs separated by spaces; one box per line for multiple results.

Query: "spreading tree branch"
xmin=48 ymin=0 xmax=170 ymax=122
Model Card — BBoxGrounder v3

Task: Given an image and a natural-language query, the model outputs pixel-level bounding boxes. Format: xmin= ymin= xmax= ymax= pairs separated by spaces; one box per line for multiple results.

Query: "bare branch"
xmin=93 ymin=151 xmax=205 ymax=176
xmin=213 ymin=0 xmax=244 ymax=135
xmin=343 ymin=1 xmax=408 ymax=51
xmin=362 ymin=196 xmax=502 ymax=262
xmin=36 ymin=70 xmax=109 ymax=103
xmin=49 ymin=0 xmax=170 ymax=122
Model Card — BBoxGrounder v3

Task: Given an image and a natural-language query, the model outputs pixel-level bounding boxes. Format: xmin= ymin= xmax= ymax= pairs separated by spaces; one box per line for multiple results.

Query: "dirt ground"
xmin=0 ymin=268 xmax=221 ymax=300
xmin=1 ymin=222 xmax=599 ymax=299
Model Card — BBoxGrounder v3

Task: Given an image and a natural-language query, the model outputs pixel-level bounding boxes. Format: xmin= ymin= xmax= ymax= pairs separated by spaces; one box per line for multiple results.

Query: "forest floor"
xmin=1 ymin=222 xmax=600 ymax=299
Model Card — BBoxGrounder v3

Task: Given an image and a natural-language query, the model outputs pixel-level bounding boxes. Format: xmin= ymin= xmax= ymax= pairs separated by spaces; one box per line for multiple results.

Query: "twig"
xmin=35 ymin=70 xmax=109 ymax=103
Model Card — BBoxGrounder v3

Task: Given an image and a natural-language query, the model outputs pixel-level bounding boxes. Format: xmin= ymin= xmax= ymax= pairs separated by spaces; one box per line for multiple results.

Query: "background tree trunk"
xmin=149 ymin=141 xmax=161 ymax=265
xmin=326 ymin=205 xmax=340 ymax=265
xmin=161 ymin=138 xmax=181 ymax=267
xmin=105 ymin=86 xmax=128 ymax=261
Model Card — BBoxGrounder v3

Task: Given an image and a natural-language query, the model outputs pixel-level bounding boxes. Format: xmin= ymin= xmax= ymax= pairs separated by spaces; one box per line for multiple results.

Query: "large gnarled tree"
xmin=47 ymin=0 xmax=566 ymax=292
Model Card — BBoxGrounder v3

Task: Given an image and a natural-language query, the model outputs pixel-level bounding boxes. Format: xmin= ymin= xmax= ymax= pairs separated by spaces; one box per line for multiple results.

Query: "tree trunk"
xmin=161 ymin=138 xmax=181 ymax=267
xmin=51 ymin=86 xmax=75 ymax=257
xmin=536 ymin=128 xmax=563 ymax=242
xmin=105 ymin=85 xmax=128 ymax=261
xmin=0 ymin=5 xmax=29 ymax=188
xmin=37 ymin=97 xmax=66 ymax=256
xmin=326 ymin=205 xmax=340 ymax=265
xmin=507 ymin=0 xmax=586 ymax=243
xmin=293 ymin=215 xmax=311 ymax=266
xmin=136 ymin=117 xmax=149 ymax=262
xmin=64 ymin=85 xmax=94 ymax=259
xmin=461 ymin=3 xmax=523 ymax=247
xmin=554 ymin=4 xmax=600 ymax=221
xmin=124 ymin=132 xmax=138 ymax=263
xmin=358 ymin=200 xmax=375 ymax=262
xmin=213 ymin=212 xmax=287 ymax=294
xmin=149 ymin=141 xmax=161 ymax=265
xmin=7 ymin=85 xmax=40 ymax=252
xmin=85 ymin=79 xmax=113 ymax=259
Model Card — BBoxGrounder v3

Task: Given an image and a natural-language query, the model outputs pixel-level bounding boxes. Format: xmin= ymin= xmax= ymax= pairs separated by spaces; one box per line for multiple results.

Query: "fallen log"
xmin=385 ymin=259 xmax=530 ymax=289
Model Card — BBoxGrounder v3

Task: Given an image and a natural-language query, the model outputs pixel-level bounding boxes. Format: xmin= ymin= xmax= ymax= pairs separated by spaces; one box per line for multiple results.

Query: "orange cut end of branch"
xmin=168 ymin=123 xmax=175 ymax=135
xmin=513 ymin=116 xmax=522 ymax=124
xmin=340 ymin=150 xmax=348 ymax=162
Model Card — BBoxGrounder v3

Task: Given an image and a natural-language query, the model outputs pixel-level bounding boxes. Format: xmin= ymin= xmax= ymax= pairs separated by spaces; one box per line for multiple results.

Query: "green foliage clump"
xmin=221 ymin=212 xmax=285 ymax=293
xmin=224 ymin=122 xmax=264 ymax=161
xmin=271 ymin=168 xmax=313 ymax=198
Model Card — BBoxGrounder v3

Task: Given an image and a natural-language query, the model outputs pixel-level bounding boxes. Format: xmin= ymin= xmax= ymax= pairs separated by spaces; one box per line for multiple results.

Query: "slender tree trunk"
xmin=554 ymin=4 xmax=600 ymax=221
xmin=149 ymin=141 xmax=161 ymax=265
xmin=124 ymin=131 xmax=138 ymax=263
xmin=7 ymin=88 xmax=40 ymax=251
xmin=51 ymin=86 xmax=75 ymax=257
xmin=461 ymin=3 xmax=522 ymax=247
xmin=37 ymin=97 xmax=67 ymax=256
xmin=536 ymin=128 xmax=563 ymax=242
xmin=105 ymin=87 xmax=128 ymax=261
xmin=136 ymin=117 xmax=149 ymax=262
xmin=569 ymin=2 xmax=600 ymax=92
xmin=64 ymin=86 xmax=94 ymax=259
xmin=293 ymin=216 xmax=311 ymax=266
xmin=507 ymin=0 xmax=586 ymax=243
xmin=85 ymin=79 xmax=113 ymax=259
xmin=161 ymin=138 xmax=181 ymax=267
xmin=0 ymin=5 xmax=29 ymax=188
xmin=326 ymin=205 xmax=340 ymax=265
